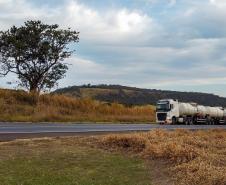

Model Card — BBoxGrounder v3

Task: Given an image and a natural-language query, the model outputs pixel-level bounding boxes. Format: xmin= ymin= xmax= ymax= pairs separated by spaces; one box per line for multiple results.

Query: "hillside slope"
xmin=54 ymin=84 xmax=226 ymax=107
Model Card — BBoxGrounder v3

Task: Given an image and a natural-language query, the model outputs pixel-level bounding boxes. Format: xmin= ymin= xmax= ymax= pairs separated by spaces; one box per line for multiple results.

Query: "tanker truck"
xmin=156 ymin=99 xmax=226 ymax=125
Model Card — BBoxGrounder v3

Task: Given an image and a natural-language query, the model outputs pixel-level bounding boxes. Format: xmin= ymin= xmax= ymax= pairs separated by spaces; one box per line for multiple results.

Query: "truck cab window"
xmin=171 ymin=104 xmax=174 ymax=109
xmin=156 ymin=102 xmax=170 ymax=111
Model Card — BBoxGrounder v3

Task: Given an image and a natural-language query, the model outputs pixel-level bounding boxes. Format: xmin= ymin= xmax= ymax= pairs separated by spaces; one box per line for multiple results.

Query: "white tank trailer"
xmin=156 ymin=99 xmax=226 ymax=125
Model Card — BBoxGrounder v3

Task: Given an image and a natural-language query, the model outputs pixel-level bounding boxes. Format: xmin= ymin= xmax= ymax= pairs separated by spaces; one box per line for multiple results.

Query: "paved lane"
xmin=0 ymin=123 xmax=225 ymax=141
xmin=0 ymin=122 xmax=226 ymax=133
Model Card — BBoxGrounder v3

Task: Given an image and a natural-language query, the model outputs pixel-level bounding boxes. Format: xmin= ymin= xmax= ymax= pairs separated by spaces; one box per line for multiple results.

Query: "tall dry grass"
xmin=101 ymin=129 xmax=226 ymax=185
xmin=0 ymin=89 xmax=155 ymax=122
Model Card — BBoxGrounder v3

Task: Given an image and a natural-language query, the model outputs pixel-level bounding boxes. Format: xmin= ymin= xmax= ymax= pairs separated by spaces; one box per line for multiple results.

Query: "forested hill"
xmin=54 ymin=85 xmax=226 ymax=107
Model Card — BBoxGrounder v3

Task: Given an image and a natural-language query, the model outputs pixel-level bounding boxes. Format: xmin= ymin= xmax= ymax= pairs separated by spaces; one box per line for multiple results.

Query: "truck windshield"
xmin=156 ymin=102 xmax=170 ymax=111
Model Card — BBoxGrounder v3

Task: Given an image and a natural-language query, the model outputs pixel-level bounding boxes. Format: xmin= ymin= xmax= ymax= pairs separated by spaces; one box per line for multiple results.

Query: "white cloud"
xmin=56 ymin=1 xmax=159 ymax=45
xmin=1 ymin=0 xmax=226 ymax=96
xmin=67 ymin=57 xmax=105 ymax=74
xmin=168 ymin=0 xmax=176 ymax=6
xmin=141 ymin=0 xmax=177 ymax=6
xmin=0 ymin=0 xmax=58 ymax=30
xmin=0 ymin=0 xmax=162 ymax=45
xmin=209 ymin=0 xmax=226 ymax=7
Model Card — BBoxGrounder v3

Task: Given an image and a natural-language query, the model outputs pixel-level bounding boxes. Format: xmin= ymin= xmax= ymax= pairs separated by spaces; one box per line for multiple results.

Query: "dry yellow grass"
xmin=101 ymin=129 xmax=226 ymax=185
xmin=0 ymin=88 xmax=155 ymax=122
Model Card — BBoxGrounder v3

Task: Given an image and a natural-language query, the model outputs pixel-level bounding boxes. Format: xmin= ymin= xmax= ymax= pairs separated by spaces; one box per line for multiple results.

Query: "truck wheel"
xmin=172 ymin=117 xmax=176 ymax=125
xmin=209 ymin=120 xmax=212 ymax=125
xmin=211 ymin=120 xmax=214 ymax=125
xmin=206 ymin=119 xmax=210 ymax=125
xmin=193 ymin=118 xmax=197 ymax=125
xmin=185 ymin=119 xmax=189 ymax=125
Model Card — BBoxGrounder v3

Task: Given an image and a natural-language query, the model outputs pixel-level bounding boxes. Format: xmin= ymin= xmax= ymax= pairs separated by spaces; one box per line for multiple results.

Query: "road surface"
xmin=0 ymin=123 xmax=225 ymax=141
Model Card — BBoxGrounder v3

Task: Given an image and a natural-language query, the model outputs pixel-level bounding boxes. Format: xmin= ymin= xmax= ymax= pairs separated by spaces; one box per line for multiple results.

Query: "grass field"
xmin=1 ymin=130 xmax=225 ymax=185
xmin=0 ymin=137 xmax=152 ymax=185
xmin=0 ymin=88 xmax=155 ymax=123
xmin=101 ymin=129 xmax=226 ymax=185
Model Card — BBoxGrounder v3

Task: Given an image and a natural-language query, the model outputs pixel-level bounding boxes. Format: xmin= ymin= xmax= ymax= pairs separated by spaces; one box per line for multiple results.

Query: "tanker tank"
xmin=206 ymin=106 xmax=223 ymax=118
xmin=197 ymin=105 xmax=207 ymax=116
xmin=179 ymin=103 xmax=197 ymax=116
xmin=215 ymin=107 xmax=224 ymax=118
xmin=224 ymin=109 xmax=226 ymax=117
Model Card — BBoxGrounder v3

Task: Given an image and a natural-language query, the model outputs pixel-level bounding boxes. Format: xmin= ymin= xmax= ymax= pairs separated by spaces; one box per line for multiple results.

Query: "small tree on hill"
xmin=0 ymin=20 xmax=79 ymax=95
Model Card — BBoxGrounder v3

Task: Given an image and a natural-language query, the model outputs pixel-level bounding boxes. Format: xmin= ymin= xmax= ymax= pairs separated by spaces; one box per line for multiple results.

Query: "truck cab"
xmin=156 ymin=99 xmax=179 ymax=124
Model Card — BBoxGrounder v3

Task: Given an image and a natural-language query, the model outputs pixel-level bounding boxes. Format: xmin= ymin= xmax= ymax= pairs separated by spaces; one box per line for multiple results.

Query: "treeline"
xmin=54 ymin=84 xmax=226 ymax=107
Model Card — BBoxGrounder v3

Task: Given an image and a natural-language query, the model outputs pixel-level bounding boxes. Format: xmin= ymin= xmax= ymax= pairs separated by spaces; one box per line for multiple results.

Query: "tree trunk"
xmin=29 ymin=86 xmax=40 ymax=105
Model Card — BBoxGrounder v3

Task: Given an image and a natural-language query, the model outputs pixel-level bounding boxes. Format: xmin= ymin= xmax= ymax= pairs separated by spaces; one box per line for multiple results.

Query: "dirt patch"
xmin=146 ymin=159 xmax=173 ymax=185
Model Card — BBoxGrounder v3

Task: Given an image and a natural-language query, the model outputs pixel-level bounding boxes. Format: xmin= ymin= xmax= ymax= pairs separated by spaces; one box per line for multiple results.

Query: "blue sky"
xmin=0 ymin=0 xmax=226 ymax=97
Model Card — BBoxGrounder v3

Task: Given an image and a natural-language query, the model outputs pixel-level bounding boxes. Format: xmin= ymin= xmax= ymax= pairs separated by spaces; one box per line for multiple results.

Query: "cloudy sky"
xmin=0 ymin=0 xmax=226 ymax=96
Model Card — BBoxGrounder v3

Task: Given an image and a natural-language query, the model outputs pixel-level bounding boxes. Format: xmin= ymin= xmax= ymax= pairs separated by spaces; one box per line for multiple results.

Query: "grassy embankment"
xmin=1 ymin=130 xmax=225 ymax=185
xmin=0 ymin=137 xmax=152 ymax=185
xmin=0 ymin=89 xmax=155 ymax=122
xmin=101 ymin=129 xmax=226 ymax=185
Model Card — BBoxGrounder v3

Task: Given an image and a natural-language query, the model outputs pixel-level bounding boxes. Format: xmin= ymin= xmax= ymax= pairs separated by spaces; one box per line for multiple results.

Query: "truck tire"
xmin=206 ymin=118 xmax=211 ymax=125
xmin=207 ymin=120 xmax=210 ymax=125
xmin=211 ymin=119 xmax=214 ymax=125
xmin=193 ymin=117 xmax=197 ymax=125
xmin=185 ymin=119 xmax=189 ymax=125
xmin=172 ymin=117 xmax=177 ymax=125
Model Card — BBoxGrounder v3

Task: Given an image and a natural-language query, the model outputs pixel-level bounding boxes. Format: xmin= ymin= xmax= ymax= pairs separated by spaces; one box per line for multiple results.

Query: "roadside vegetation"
xmin=1 ymin=130 xmax=225 ymax=185
xmin=101 ymin=129 xmax=226 ymax=185
xmin=0 ymin=88 xmax=155 ymax=122
xmin=0 ymin=137 xmax=152 ymax=185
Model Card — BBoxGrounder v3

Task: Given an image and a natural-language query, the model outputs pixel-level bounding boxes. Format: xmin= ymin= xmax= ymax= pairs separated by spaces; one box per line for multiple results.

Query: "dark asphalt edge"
xmin=1 ymin=127 xmax=226 ymax=142
xmin=0 ymin=122 xmax=155 ymax=126
xmin=0 ymin=130 xmax=151 ymax=142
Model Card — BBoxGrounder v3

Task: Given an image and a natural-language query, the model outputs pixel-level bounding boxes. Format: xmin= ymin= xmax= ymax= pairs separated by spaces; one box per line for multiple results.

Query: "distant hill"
xmin=54 ymin=84 xmax=226 ymax=107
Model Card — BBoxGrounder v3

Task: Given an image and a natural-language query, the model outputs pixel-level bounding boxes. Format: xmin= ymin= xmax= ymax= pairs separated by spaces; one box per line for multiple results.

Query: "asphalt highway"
xmin=0 ymin=123 xmax=225 ymax=141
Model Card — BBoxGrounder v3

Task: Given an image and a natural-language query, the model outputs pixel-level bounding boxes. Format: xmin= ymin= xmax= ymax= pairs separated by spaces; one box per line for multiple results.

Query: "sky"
xmin=0 ymin=0 xmax=226 ymax=96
